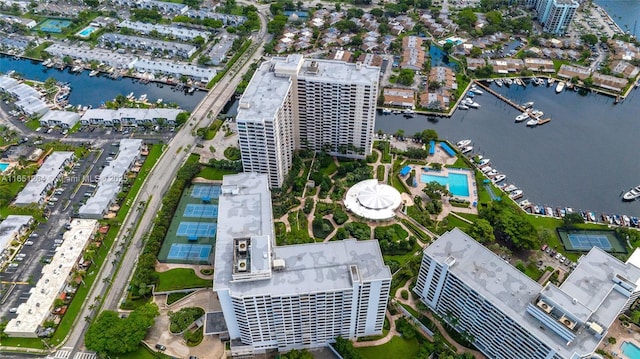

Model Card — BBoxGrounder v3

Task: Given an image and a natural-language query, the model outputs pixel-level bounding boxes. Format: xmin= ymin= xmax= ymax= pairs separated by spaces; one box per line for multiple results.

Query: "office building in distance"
xmin=236 ymin=54 xmax=379 ymax=188
xmin=414 ymin=228 xmax=640 ymax=359
xmin=213 ymin=173 xmax=391 ymax=356
xmin=534 ymin=0 xmax=579 ymax=35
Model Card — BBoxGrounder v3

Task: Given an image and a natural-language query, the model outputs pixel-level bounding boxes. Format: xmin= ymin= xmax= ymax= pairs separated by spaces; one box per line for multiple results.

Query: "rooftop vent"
xmin=559 ymin=315 xmax=577 ymax=330
xmin=238 ymin=240 xmax=248 ymax=253
xmin=536 ymin=299 xmax=553 ymax=314
xmin=307 ymin=61 xmax=319 ymax=74
xmin=237 ymin=259 xmax=247 ymax=272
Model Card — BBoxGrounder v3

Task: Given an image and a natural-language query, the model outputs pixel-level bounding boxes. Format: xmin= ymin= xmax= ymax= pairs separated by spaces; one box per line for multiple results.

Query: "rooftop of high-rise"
xmin=424 ymin=228 xmax=640 ymax=358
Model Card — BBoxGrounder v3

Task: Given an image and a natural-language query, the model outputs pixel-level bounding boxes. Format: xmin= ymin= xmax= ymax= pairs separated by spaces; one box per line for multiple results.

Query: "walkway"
xmin=352 ymin=312 xmax=402 ymax=348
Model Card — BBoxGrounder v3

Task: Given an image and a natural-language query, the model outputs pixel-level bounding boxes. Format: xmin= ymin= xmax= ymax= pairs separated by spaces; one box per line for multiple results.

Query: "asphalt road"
xmin=61 ymin=10 xmax=270 ymax=357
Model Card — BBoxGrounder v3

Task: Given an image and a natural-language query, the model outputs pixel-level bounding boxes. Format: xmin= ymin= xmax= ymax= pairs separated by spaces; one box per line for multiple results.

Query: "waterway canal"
xmin=376 ymin=83 xmax=640 ymax=217
xmin=0 ymin=55 xmax=206 ymax=111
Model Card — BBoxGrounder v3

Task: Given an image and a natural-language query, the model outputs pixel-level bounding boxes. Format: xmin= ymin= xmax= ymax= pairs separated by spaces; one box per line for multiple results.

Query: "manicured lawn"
xmin=376 ymin=165 xmax=385 ymax=181
xmin=155 ymin=268 xmax=212 ymax=292
xmin=0 ymin=337 xmax=47 ymax=349
xmin=355 ymin=335 xmax=422 ymax=359
xmin=456 ymin=212 xmax=479 ymax=222
xmin=445 ymin=214 xmax=472 ymax=231
xmin=448 ymin=155 xmax=471 ymax=169
xmin=320 ymin=159 xmax=338 ymax=176
xmin=196 ymin=166 xmax=238 ymax=180
xmin=119 ymin=344 xmax=171 ymax=359
xmin=375 ymin=141 xmax=392 ymax=163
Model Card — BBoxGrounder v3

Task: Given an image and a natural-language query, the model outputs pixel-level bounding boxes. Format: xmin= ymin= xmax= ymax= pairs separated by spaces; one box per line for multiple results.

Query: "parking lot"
xmin=0 ymin=140 xmax=131 ymax=319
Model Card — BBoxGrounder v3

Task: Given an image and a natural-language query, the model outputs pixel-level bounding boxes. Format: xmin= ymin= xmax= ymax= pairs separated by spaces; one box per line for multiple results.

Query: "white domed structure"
xmin=344 ymin=179 xmax=402 ymax=221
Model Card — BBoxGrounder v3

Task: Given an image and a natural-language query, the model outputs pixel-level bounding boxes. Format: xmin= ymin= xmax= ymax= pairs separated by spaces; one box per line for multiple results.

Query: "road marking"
xmin=50 ymin=350 xmax=71 ymax=358
xmin=73 ymin=352 xmax=97 ymax=359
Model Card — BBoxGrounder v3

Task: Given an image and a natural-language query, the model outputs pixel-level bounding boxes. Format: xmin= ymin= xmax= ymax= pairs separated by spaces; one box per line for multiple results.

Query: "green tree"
xmin=281 ymin=349 xmax=314 ymax=359
xmin=563 ymin=212 xmax=585 ymax=226
xmin=470 ymin=47 xmax=483 ymax=57
xmin=467 ymin=218 xmax=495 ymax=243
xmin=397 ymin=69 xmax=415 ymax=86
xmin=581 ymin=33 xmax=598 ymax=46
xmin=85 ymin=303 xmax=159 ymax=356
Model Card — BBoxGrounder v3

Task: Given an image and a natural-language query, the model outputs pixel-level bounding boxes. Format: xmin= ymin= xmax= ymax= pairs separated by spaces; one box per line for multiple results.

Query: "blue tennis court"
xmin=184 ymin=204 xmax=218 ymax=218
xmin=191 ymin=185 xmax=221 ymax=199
xmin=177 ymin=222 xmax=217 ymax=238
xmin=167 ymin=243 xmax=212 ymax=261
xmin=568 ymin=234 xmax=612 ymax=250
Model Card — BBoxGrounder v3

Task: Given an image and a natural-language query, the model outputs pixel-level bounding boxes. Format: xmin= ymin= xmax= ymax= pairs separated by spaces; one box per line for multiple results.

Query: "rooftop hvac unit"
xmin=238 ymin=240 xmax=248 ymax=253
xmin=272 ymin=258 xmax=286 ymax=271
xmin=536 ymin=300 xmax=553 ymax=314
xmin=559 ymin=315 xmax=577 ymax=330
xmin=237 ymin=259 xmax=247 ymax=272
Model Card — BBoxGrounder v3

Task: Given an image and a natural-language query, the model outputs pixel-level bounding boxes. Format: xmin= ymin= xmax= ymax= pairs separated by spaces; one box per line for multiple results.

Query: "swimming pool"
xmin=622 ymin=341 xmax=640 ymax=359
xmin=421 ymin=172 xmax=470 ymax=197
xmin=77 ymin=26 xmax=97 ymax=38
xmin=0 ymin=163 xmax=9 ymax=172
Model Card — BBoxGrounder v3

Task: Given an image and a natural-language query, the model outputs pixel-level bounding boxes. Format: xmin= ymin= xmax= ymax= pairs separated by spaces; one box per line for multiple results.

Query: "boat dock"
xmin=473 ymin=81 xmax=526 ymax=112
xmin=537 ymin=118 xmax=551 ymax=125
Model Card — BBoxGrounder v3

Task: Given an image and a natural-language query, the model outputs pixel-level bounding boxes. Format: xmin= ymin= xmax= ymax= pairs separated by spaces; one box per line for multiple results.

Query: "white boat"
xmin=479 ymin=158 xmax=491 ymax=166
xmin=487 ymin=169 xmax=498 ymax=177
xmin=526 ymin=119 xmax=538 ymax=127
xmin=623 ymin=186 xmax=640 ymax=201
xmin=471 ymin=88 xmax=483 ymax=95
xmin=523 ymin=101 xmax=534 ymax=108
xmin=555 ymin=81 xmax=565 ymax=93
xmin=495 ymin=79 xmax=503 ymax=87
xmin=623 ymin=215 xmax=631 ymax=226
xmin=126 ymin=92 xmax=134 ymax=100
xmin=481 ymin=166 xmax=493 ymax=174
xmin=382 ymin=108 xmax=391 ymax=114
xmin=509 ymin=190 xmax=524 ymax=199
xmin=519 ymin=199 xmax=531 ymax=207
xmin=514 ymin=78 xmax=524 ymax=86
xmin=458 ymin=104 xmax=469 ymax=110
xmin=504 ymin=184 xmax=518 ymax=193
xmin=463 ymin=99 xmax=480 ymax=108
xmin=461 ymin=146 xmax=473 ymax=154
xmin=530 ymin=110 xmax=544 ymax=117
xmin=515 ymin=113 xmax=529 ymax=122
xmin=505 ymin=78 xmax=513 ymax=86
xmin=139 ymin=94 xmax=147 ymax=102
xmin=457 ymin=139 xmax=472 ymax=147
xmin=545 ymin=207 xmax=554 ymax=216
xmin=493 ymin=174 xmax=506 ymax=183
xmin=89 ymin=69 xmax=99 ymax=77
xmin=404 ymin=109 xmax=415 ymax=114
xmin=156 ymin=98 xmax=163 ymax=104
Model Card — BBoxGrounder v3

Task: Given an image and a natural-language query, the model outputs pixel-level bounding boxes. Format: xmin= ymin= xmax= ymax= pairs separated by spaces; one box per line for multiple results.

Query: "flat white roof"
xmin=81 ymin=108 xmax=183 ymax=123
xmin=78 ymin=139 xmax=142 ymax=217
xmin=0 ymin=215 xmax=32 ymax=254
xmin=214 ymin=173 xmax=390 ymax=297
xmin=5 ymin=219 xmax=97 ymax=337
xmin=14 ymin=152 xmax=74 ymax=205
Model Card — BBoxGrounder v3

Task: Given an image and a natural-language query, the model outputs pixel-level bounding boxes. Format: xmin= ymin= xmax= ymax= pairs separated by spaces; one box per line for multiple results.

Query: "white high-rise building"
xmin=236 ymin=54 xmax=380 ymax=188
xmin=415 ymin=228 xmax=640 ymax=359
xmin=214 ymin=173 xmax=391 ymax=356
xmin=534 ymin=0 xmax=579 ymax=35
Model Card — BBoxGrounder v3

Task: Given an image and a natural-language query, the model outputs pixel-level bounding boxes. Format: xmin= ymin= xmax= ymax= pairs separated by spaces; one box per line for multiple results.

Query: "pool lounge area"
xmin=422 ymin=172 xmax=470 ymax=197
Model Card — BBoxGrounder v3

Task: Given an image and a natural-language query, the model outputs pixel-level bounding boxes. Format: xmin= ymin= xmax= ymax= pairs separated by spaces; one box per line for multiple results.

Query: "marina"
xmin=375 ymin=78 xmax=640 ymax=217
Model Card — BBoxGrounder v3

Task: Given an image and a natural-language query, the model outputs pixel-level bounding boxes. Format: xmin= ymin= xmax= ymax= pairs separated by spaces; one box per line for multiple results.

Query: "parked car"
xmin=25 ymin=241 xmax=34 ymax=246
xmin=541 ymin=244 xmax=548 ymax=251
xmin=155 ymin=344 xmax=166 ymax=351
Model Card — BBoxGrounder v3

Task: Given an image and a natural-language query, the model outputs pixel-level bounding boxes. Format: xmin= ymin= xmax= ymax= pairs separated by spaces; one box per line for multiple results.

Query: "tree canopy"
xmin=85 ymin=303 xmax=159 ymax=356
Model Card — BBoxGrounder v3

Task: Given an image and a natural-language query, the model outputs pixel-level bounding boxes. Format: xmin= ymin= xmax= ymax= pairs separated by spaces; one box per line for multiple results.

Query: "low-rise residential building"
xmin=610 ymin=60 xmax=640 ymax=79
xmin=185 ymin=9 xmax=246 ymax=26
xmin=4 ymin=219 xmax=98 ymax=338
xmin=523 ymin=58 xmax=555 ymax=72
xmin=608 ymin=39 xmax=640 ymax=62
xmin=111 ymin=0 xmax=188 ymax=15
xmin=592 ymin=73 xmax=629 ymax=92
xmin=466 ymin=58 xmax=486 ymax=71
xmin=557 ymin=64 xmax=592 ymax=80
xmin=420 ymin=91 xmax=450 ymax=110
xmin=100 ymin=33 xmax=198 ymax=59
xmin=383 ymin=88 xmax=415 ymax=108
xmin=118 ymin=20 xmax=211 ymax=42
xmin=358 ymin=53 xmax=383 ymax=67
xmin=129 ymin=58 xmax=216 ymax=82
xmin=400 ymin=36 xmax=425 ymax=71
xmin=429 ymin=66 xmax=457 ymax=90
xmin=0 ymin=215 xmax=33 ymax=266
xmin=206 ymin=35 xmax=236 ymax=66
xmin=80 ymin=108 xmax=183 ymax=127
xmin=14 ymin=152 xmax=74 ymax=206
xmin=415 ymin=228 xmax=640 ymax=359
xmin=38 ymin=110 xmax=80 ymax=129
xmin=78 ymin=139 xmax=143 ymax=219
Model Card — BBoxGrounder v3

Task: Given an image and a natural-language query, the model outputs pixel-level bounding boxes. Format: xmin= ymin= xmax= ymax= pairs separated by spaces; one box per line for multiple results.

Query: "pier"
xmin=473 ymin=81 xmax=526 ymax=112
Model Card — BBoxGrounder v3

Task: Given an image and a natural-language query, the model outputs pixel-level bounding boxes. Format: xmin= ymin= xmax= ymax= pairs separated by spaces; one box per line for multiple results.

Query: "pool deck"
xmin=398 ymin=144 xmax=479 ymax=221
xmin=604 ymin=320 xmax=640 ymax=359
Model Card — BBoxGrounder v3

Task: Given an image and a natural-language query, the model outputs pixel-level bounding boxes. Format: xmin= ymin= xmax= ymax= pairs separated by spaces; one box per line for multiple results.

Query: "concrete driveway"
xmin=145 ymin=289 xmax=224 ymax=359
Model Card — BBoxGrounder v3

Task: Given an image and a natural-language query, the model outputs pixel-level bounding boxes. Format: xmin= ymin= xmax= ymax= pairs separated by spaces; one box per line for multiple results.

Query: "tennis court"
xmin=191 ymin=185 xmax=221 ymax=199
xmin=158 ymin=184 xmax=220 ymax=264
xmin=37 ymin=19 xmax=72 ymax=33
xmin=167 ymin=243 xmax=212 ymax=261
xmin=177 ymin=222 xmax=217 ymax=238
xmin=557 ymin=229 xmax=627 ymax=253
xmin=184 ymin=204 xmax=218 ymax=218
xmin=567 ymin=234 xmax=612 ymax=250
